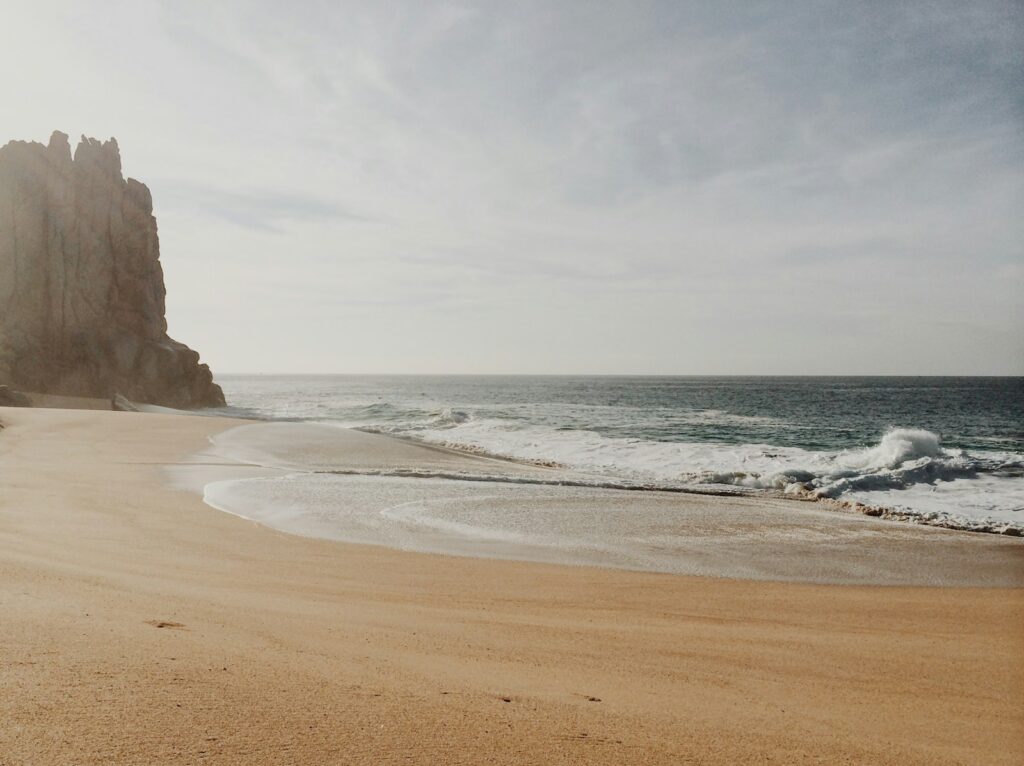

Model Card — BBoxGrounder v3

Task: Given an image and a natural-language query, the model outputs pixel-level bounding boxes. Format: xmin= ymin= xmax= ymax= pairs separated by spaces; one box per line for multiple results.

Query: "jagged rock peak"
xmin=47 ymin=131 xmax=71 ymax=161
xmin=73 ymin=134 xmax=122 ymax=177
xmin=0 ymin=131 xmax=225 ymax=409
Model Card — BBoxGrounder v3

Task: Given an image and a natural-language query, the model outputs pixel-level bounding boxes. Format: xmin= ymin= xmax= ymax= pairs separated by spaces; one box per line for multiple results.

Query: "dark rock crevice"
xmin=0 ymin=131 xmax=225 ymax=408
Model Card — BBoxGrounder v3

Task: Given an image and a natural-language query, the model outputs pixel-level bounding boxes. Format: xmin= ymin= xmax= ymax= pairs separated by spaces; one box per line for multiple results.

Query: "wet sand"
xmin=183 ymin=421 xmax=1024 ymax=586
xmin=1 ymin=407 xmax=1023 ymax=764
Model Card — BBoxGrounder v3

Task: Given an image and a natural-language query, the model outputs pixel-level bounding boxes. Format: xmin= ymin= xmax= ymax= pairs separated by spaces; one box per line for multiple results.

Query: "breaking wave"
xmin=704 ymin=428 xmax=970 ymax=494
xmin=209 ymin=377 xmax=1024 ymax=536
xmin=359 ymin=421 xmax=1024 ymax=534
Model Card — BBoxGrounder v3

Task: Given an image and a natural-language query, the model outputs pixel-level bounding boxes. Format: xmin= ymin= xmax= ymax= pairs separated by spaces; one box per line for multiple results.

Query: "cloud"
xmin=1 ymin=0 xmax=1021 ymax=373
xmin=154 ymin=182 xmax=370 ymax=232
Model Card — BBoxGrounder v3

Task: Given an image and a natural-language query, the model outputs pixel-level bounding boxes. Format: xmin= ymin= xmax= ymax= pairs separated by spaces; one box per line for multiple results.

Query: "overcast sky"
xmin=2 ymin=1 xmax=1022 ymax=374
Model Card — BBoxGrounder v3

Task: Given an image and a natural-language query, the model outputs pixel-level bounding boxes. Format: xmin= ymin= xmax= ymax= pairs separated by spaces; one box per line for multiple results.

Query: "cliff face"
xmin=0 ymin=131 xmax=224 ymax=408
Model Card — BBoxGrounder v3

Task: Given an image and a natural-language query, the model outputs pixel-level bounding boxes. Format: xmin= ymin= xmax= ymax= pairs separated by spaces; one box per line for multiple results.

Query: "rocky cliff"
xmin=0 ymin=132 xmax=224 ymax=408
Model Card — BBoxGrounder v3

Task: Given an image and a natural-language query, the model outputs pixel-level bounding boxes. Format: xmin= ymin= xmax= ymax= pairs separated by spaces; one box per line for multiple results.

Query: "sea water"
xmin=208 ymin=375 xmax=1024 ymax=534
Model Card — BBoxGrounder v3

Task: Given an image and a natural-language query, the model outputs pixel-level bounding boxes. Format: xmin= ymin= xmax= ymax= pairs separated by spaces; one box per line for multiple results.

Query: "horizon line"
xmin=212 ymin=372 xmax=1024 ymax=378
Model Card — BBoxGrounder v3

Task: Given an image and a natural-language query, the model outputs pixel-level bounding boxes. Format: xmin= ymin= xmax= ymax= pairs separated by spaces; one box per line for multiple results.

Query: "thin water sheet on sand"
xmin=172 ymin=421 xmax=1024 ymax=586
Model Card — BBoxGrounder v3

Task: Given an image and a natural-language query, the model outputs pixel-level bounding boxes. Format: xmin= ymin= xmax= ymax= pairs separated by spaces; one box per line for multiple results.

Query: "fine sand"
xmin=1 ymin=407 xmax=1022 ymax=764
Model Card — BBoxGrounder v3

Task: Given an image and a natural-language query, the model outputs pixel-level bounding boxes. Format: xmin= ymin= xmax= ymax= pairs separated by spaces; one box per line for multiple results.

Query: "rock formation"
xmin=0 ymin=384 xmax=30 ymax=407
xmin=0 ymin=132 xmax=224 ymax=408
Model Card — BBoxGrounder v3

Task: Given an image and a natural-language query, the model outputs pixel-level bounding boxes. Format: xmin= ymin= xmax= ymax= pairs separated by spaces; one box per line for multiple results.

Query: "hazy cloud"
xmin=156 ymin=182 xmax=369 ymax=232
xmin=1 ymin=0 xmax=1021 ymax=373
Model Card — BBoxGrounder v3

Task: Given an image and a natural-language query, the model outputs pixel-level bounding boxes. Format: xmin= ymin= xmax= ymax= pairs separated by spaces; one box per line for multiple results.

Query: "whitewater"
xmin=210 ymin=375 xmax=1024 ymax=535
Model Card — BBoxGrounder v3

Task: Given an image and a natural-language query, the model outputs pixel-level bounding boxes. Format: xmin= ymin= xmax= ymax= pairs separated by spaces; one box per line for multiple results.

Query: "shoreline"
xmin=374 ymin=437 xmax=1024 ymax=537
xmin=199 ymin=403 xmax=1024 ymax=538
xmin=178 ymin=419 xmax=1024 ymax=586
xmin=1 ymin=406 xmax=1023 ymax=763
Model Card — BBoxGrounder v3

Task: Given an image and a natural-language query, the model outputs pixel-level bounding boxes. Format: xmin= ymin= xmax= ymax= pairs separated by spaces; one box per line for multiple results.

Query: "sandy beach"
xmin=1 ymin=406 xmax=1023 ymax=765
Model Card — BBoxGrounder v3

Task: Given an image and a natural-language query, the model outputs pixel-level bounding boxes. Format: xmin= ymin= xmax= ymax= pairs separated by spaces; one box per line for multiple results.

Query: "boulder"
xmin=0 ymin=384 xmax=30 ymax=407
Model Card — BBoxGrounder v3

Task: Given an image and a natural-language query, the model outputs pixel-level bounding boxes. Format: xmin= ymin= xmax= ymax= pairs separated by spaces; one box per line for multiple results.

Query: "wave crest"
xmin=837 ymin=428 xmax=944 ymax=471
xmin=707 ymin=428 xmax=977 ymax=496
xmin=434 ymin=407 xmax=471 ymax=426
xmin=398 ymin=421 xmax=1023 ymax=532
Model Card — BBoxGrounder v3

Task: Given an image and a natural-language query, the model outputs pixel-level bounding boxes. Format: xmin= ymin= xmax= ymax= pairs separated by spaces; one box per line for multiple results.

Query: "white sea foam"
xmin=197 ymin=469 xmax=1024 ymax=585
xmin=210 ymin=376 xmax=1024 ymax=536
xmin=352 ymin=421 xmax=1024 ymax=534
xmin=187 ymin=415 xmax=1024 ymax=581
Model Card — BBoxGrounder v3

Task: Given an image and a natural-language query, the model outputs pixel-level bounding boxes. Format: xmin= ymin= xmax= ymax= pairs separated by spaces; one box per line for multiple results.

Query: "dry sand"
xmin=1 ymin=406 xmax=1022 ymax=765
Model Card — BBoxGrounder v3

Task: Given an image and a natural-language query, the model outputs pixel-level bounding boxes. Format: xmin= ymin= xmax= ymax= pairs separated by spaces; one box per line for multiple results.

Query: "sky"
xmin=2 ymin=0 xmax=1022 ymax=374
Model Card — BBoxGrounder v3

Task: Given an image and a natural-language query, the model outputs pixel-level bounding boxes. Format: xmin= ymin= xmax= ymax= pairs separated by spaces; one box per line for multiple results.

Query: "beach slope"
xmin=1 ymin=407 xmax=1022 ymax=764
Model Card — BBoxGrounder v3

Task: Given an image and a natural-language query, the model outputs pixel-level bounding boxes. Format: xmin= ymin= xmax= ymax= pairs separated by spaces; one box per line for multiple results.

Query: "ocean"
xmin=209 ymin=375 xmax=1024 ymax=534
